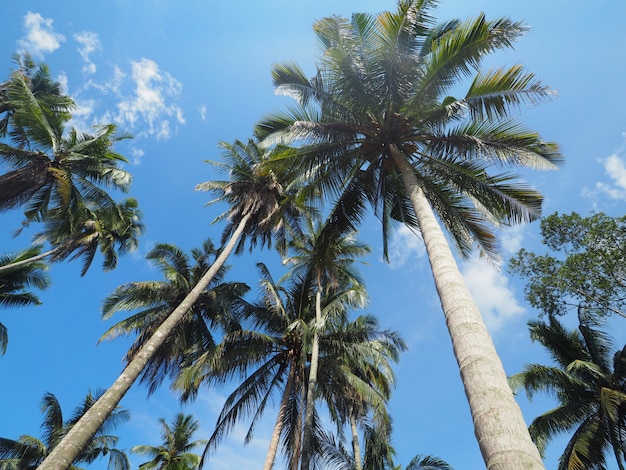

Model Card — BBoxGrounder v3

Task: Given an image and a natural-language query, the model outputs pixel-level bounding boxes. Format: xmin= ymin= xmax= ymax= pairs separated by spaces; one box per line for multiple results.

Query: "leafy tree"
xmin=0 ymin=246 xmax=49 ymax=354
xmin=0 ymin=391 xmax=129 ymax=470
xmin=100 ymin=239 xmax=248 ymax=394
xmin=510 ymin=314 xmax=626 ymax=470
xmin=39 ymin=139 xmax=309 ymax=470
xmin=255 ymin=1 xmax=561 ymax=467
xmin=509 ymin=211 xmax=626 ymax=320
xmin=131 ymin=413 xmax=207 ymax=470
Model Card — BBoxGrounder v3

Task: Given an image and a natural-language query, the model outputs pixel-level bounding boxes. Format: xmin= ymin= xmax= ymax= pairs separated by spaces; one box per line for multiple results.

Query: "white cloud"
xmin=595 ymin=153 xmax=626 ymax=200
xmin=131 ymin=147 xmax=145 ymax=165
xmin=388 ymin=225 xmax=425 ymax=269
xmin=462 ymin=257 xmax=525 ymax=332
xmin=17 ymin=12 xmax=65 ymax=58
xmin=74 ymin=31 xmax=101 ymax=74
xmin=57 ymin=72 xmax=69 ymax=94
xmin=114 ymin=58 xmax=186 ymax=140
xmin=499 ymin=224 xmax=525 ymax=255
xmin=199 ymin=104 xmax=207 ymax=121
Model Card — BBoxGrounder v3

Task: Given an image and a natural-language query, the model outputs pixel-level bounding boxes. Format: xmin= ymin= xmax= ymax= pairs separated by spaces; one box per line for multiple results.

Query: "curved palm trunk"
xmin=264 ymin=361 xmax=297 ymax=470
xmin=300 ymin=288 xmax=322 ymax=470
xmin=0 ymin=247 xmax=58 ymax=274
xmin=390 ymin=147 xmax=544 ymax=470
xmin=38 ymin=211 xmax=253 ymax=470
xmin=350 ymin=412 xmax=362 ymax=470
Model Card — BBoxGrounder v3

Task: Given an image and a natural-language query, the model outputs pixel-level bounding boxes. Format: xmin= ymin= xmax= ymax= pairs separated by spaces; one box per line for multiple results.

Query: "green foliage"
xmin=510 ymin=315 xmax=626 ymax=469
xmin=131 ymin=414 xmax=207 ymax=470
xmin=0 ymin=54 xmax=141 ymax=276
xmin=0 ymin=246 xmax=50 ymax=355
xmin=100 ymin=239 xmax=248 ymax=395
xmin=0 ymin=391 xmax=129 ymax=470
xmin=257 ymin=0 xmax=561 ymax=262
xmin=509 ymin=212 xmax=626 ymax=319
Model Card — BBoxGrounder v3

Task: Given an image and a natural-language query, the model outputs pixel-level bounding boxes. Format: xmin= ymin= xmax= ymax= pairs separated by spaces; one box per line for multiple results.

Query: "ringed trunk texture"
xmin=350 ymin=413 xmax=362 ymax=470
xmin=391 ymin=148 xmax=544 ymax=470
xmin=263 ymin=362 xmax=297 ymax=470
xmin=38 ymin=212 xmax=253 ymax=470
xmin=300 ymin=289 xmax=322 ymax=470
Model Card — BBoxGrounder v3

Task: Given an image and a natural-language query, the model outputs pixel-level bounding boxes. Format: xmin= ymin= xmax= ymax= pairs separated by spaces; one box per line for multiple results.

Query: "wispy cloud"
xmin=462 ymin=226 xmax=527 ymax=332
xmin=388 ymin=225 xmax=425 ymax=269
xmin=594 ymin=153 xmax=626 ymax=201
xmin=74 ymin=31 xmax=101 ymax=74
xmin=114 ymin=58 xmax=186 ymax=140
xmin=17 ymin=12 xmax=65 ymax=58
xmin=199 ymin=104 xmax=207 ymax=121
xmin=581 ymin=134 xmax=626 ymax=202
xmin=462 ymin=257 xmax=526 ymax=332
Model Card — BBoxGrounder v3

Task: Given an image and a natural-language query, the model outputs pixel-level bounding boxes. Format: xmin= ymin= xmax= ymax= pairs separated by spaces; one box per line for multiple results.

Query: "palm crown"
xmin=257 ymin=0 xmax=561 ymax=260
xmin=0 ymin=54 xmax=132 ymax=226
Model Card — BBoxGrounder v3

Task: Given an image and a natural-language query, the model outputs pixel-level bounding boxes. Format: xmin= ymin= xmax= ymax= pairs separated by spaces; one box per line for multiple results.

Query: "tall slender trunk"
xmin=264 ymin=361 xmax=297 ymax=470
xmin=38 ymin=212 xmax=253 ymax=470
xmin=0 ymin=247 xmax=58 ymax=274
xmin=390 ymin=147 xmax=544 ymax=470
xmin=300 ymin=288 xmax=322 ymax=470
xmin=350 ymin=412 xmax=362 ymax=470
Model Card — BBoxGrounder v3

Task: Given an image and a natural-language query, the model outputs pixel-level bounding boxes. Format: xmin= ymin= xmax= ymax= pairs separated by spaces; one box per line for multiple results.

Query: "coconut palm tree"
xmin=0 ymin=391 xmax=129 ymax=470
xmin=131 ymin=413 xmax=207 ymax=470
xmin=175 ymin=263 xmax=350 ymax=470
xmin=509 ymin=313 xmax=626 ymax=470
xmin=39 ymin=139 xmax=309 ymax=470
xmin=100 ymin=239 xmax=248 ymax=394
xmin=255 ymin=1 xmax=562 ymax=467
xmin=0 ymin=54 xmax=141 ymax=278
xmin=322 ymin=419 xmax=453 ymax=470
xmin=0 ymin=55 xmax=132 ymax=222
xmin=0 ymin=198 xmax=143 ymax=276
xmin=319 ymin=315 xmax=404 ymax=470
xmin=280 ymin=216 xmax=370 ymax=470
xmin=0 ymin=246 xmax=49 ymax=354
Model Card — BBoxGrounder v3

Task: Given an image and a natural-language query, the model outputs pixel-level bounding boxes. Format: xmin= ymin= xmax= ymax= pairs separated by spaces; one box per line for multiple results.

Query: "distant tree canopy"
xmin=509 ymin=212 xmax=626 ymax=320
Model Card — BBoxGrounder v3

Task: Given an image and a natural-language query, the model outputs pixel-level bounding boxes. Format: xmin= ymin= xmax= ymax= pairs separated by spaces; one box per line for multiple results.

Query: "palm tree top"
xmin=196 ymin=138 xmax=314 ymax=256
xmin=131 ymin=413 xmax=207 ymax=470
xmin=256 ymin=0 xmax=562 ymax=261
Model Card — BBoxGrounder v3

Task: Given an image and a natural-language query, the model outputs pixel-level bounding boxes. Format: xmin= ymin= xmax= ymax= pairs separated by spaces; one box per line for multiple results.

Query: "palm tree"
xmin=0 ymin=246 xmax=49 ymax=354
xmin=0 ymin=198 xmax=143 ymax=276
xmin=255 ymin=2 xmax=562 ymax=467
xmin=0 ymin=391 xmax=129 ymax=470
xmin=39 ymin=139 xmax=309 ymax=470
xmin=509 ymin=313 xmax=626 ymax=470
xmin=131 ymin=413 xmax=207 ymax=470
xmin=405 ymin=454 xmax=453 ymax=470
xmin=0 ymin=55 xmax=132 ymax=222
xmin=319 ymin=315 xmax=404 ymax=470
xmin=100 ymin=239 xmax=248 ymax=394
xmin=174 ymin=263 xmax=339 ymax=470
xmin=322 ymin=419 xmax=453 ymax=470
xmin=280 ymin=216 xmax=370 ymax=470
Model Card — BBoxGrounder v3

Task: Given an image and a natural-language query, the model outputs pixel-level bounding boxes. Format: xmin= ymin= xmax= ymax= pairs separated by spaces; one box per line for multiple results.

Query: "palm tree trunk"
xmin=0 ymin=247 xmax=58 ymax=274
xmin=350 ymin=412 xmax=362 ymax=470
xmin=390 ymin=146 xmax=544 ymax=470
xmin=264 ymin=361 xmax=297 ymax=470
xmin=38 ymin=211 xmax=253 ymax=470
xmin=300 ymin=288 xmax=322 ymax=470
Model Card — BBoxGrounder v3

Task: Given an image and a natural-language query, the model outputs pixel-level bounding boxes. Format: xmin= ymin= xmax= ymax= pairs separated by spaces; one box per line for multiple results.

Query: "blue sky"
xmin=1 ymin=1 xmax=626 ymax=469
